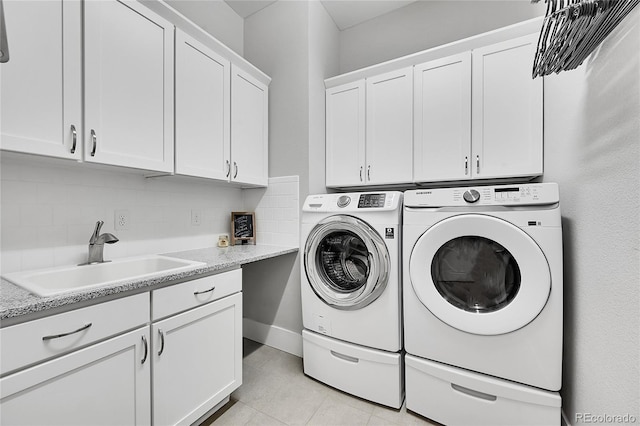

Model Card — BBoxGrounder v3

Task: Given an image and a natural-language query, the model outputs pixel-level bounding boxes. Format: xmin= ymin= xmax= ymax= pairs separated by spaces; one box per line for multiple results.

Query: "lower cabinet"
xmin=152 ymin=293 xmax=242 ymax=425
xmin=0 ymin=327 xmax=151 ymax=426
xmin=0 ymin=269 xmax=243 ymax=426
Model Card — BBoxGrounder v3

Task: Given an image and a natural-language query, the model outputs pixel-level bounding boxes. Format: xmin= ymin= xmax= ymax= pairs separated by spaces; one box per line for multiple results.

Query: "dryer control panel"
xmin=405 ymin=183 xmax=559 ymax=207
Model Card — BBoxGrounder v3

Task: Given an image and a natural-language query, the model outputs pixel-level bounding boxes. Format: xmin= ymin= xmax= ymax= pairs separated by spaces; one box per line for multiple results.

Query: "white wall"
xmin=240 ymin=0 xmax=339 ymax=351
xmin=165 ymin=0 xmax=244 ymax=56
xmin=543 ymin=9 xmax=640 ymax=423
xmin=0 ymin=156 xmax=244 ymax=273
xmin=339 ymin=0 xmax=546 ymax=74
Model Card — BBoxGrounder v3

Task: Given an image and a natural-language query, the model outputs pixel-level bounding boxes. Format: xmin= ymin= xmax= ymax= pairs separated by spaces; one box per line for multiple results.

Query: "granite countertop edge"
xmin=0 ymin=245 xmax=299 ymax=323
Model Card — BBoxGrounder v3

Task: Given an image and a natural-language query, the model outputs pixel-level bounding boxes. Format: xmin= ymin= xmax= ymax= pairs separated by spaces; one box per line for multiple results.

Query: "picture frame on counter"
xmin=231 ymin=212 xmax=256 ymax=245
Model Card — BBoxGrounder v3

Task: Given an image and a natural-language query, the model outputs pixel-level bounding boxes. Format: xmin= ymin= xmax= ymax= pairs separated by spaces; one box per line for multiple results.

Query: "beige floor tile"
xmin=367 ymin=414 xmax=400 ymax=425
xmin=206 ymin=400 xmax=257 ymax=425
xmin=371 ymin=403 xmax=437 ymax=426
xmin=307 ymin=395 xmax=372 ymax=426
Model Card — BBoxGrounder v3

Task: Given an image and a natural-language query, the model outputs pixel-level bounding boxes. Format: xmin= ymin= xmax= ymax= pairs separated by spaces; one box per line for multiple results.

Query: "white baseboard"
xmin=561 ymin=409 xmax=572 ymax=426
xmin=243 ymin=318 xmax=303 ymax=357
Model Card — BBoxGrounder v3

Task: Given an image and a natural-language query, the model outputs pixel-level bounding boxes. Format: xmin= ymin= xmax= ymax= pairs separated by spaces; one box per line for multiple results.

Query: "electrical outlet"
xmin=191 ymin=209 xmax=202 ymax=226
xmin=115 ymin=209 xmax=130 ymax=230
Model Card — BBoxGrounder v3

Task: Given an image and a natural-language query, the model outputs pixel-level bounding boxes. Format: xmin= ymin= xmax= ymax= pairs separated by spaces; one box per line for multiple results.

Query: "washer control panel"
xmin=358 ymin=193 xmax=386 ymax=208
xmin=404 ymin=183 xmax=559 ymax=207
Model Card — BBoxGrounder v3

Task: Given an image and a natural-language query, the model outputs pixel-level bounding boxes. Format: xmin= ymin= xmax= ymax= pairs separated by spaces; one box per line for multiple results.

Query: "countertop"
xmin=0 ymin=244 xmax=298 ymax=325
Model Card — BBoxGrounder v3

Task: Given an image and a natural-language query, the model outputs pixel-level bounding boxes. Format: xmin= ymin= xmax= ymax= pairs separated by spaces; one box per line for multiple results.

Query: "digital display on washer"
xmin=358 ymin=194 xmax=386 ymax=208
xmin=494 ymin=187 xmax=520 ymax=193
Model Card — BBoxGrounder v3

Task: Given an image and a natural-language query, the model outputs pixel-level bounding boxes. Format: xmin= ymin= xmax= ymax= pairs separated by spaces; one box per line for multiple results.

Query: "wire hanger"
xmin=531 ymin=0 xmax=639 ymax=78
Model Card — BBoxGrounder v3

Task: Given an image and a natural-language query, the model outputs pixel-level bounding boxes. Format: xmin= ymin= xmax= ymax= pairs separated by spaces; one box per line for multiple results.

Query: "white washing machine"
xmin=403 ymin=183 xmax=563 ymax=426
xmin=301 ymin=191 xmax=403 ymax=408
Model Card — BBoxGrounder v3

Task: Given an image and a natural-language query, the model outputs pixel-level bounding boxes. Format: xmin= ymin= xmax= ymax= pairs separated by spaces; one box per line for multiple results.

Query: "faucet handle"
xmin=90 ymin=220 xmax=104 ymax=243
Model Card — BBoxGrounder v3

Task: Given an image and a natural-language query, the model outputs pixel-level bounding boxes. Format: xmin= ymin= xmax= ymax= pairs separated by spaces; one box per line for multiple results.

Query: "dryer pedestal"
xmin=405 ymin=354 xmax=561 ymax=426
xmin=302 ymin=330 xmax=404 ymax=409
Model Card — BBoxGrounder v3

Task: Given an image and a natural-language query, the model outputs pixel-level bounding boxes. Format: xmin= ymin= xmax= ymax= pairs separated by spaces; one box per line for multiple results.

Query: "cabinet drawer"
xmin=152 ymin=269 xmax=242 ymax=321
xmin=0 ymin=293 xmax=149 ymax=375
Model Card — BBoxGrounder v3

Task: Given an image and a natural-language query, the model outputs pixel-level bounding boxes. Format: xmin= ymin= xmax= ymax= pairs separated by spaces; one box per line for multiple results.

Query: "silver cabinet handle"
xmin=194 ymin=286 xmax=216 ymax=296
xmin=367 ymin=165 xmax=371 ymax=181
xmin=464 ymin=156 xmax=468 ymax=175
xmin=70 ymin=125 xmax=77 ymax=154
xmin=330 ymin=350 xmax=359 ymax=363
xmin=359 ymin=166 xmax=363 ymax=182
xmin=157 ymin=329 xmax=165 ymax=356
xmin=225 ymin=160 xmax=231 ymax=177
xmin=42 ymin=323 xmax=92 ymax=341
xmin=451 ymin=383 xmax=497 ymax=401
xmin=233 ymin=161 xmax=238 ymax=179
xmin=90 ymin=129 xmax=97 ymax=157
xmin=476 ymin=155 xmax=480 ymax=174
xmin=141 ymin=335 xmax=148 ymax=365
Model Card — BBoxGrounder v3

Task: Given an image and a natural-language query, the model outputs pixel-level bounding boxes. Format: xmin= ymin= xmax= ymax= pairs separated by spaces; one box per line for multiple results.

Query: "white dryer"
xmin=301 ymin=191 xmax=403 ymax=408
xmin=403 ymin=183 xmax=563 ymax=425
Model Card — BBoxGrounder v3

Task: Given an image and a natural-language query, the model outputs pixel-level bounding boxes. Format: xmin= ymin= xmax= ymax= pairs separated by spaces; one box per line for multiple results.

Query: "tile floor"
xmin=203 ymin=339 xmax=437 ymax=426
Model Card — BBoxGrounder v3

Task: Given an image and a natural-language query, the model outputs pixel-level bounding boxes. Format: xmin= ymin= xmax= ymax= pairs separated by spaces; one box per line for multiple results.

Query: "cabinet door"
xmin=366 ymin=67 xmax=413 ymax=185
xmin=152 ymin=292 xmax=242 ymax=426
xmin=0 ymin=0 xmax=81 ymax=160
xmin=84 ymin=0 xmax=174 ymax=173
xmin=325 ymin=80 xmax=366 ymax=187
xmin=0 ymin=327 xmax=151 ymax=426
xmin=472 ymin=34 xmax=543 ymax=179
xmin=414 ymin=52 xmax=472 ymax=182
xmin=175 ymin=30 xmax=231 ymax=180
xmin=231 ymin=65 xmax=268 ymax=187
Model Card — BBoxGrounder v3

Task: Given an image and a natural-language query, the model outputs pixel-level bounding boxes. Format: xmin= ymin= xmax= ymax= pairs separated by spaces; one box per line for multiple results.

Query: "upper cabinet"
xmin=84 ymin=0 xmax=174 ymax=173
xmin=325 ymin=80 xmax=365 ymax=187
xmin=0 ymin=0 xmax=82 ymax=160
xmin=326 ymin=68 xmax=413 ymax=188
xmin=414 ymin=52 xmax=472 ymax=182
xmin=471 ymin=35 xmax=543 ymax=180
xmin=1 ymin=0 xmax=270 ymax=185
xmin=414 ymin=34 xmax=543 ymax=183
xmin=326 ymin=21 xmax=544 ymax=188
xmin=230 ymin=64 xmax=269 ymax=187
xmin=175 ymin=29 xmax=231 ymax=181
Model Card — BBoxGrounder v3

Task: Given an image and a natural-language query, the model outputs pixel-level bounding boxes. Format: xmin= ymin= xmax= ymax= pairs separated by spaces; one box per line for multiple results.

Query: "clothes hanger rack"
xmin=531 ymin=0 xmax=639 ymax=77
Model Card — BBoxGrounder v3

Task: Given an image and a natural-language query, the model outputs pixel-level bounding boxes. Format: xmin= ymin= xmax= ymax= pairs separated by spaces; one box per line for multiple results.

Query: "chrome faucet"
xmin=85 ymin=220 xmax=119 ymax=265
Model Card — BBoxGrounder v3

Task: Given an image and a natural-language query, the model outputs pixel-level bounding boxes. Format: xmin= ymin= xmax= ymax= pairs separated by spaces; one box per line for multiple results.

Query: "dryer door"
xmin=409 ymin=214 xmax=551 ymax=335
xmin=304 ymin=215 xmax=390 ymax=310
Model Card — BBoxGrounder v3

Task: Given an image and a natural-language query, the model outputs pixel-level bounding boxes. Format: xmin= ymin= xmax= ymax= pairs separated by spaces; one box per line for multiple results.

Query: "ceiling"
xmin=224 ymin=0 xmax=418 ymax=30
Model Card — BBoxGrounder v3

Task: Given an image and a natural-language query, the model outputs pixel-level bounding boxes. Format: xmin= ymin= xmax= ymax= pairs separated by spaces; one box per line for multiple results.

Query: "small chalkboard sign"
xmin=231 ymin=212 xmax=256 ymax=245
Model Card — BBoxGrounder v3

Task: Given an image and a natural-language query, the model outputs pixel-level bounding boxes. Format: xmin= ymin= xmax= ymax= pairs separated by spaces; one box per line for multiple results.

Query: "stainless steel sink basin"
xmin=2 ymin=255 xmax=206 ymax=297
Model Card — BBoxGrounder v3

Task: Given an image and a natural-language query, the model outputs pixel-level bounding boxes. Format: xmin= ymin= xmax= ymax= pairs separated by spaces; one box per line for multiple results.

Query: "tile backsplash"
xmin=0 ymin=155 xmax=299 ymax=273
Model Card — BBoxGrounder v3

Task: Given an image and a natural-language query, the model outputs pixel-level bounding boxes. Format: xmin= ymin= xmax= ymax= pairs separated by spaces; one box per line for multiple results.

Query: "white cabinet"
xmin=83 ymin=0 xmax=174 ymax=173
xmin=365 ymin=68 xmax=413 ymax=186
xmin=175 ymin=29 xmax=231 ymax=180
xmin=326 ymin=68 xmax=413 ymax=188
xmin=151 ymin=270 xmax=243 ymax=426
xmin=471 ymin=34 xmax=543 ymax=180
xmin=174 ymin=35 xmax=268 ymax=187
xmin=231 ymin=64 xmax=269 ymax=187
xmin=0 ymin=294 xmax=151 ymax=426
xmin=0 ymin=327 xmax=151 ymax=426
xmin=0 ymin=0 xmax=82 ymax=160
xmin=414 ymin=52 xmax=472 ymax=182
xmin=325 ymin=80 xmax=365 ymax=187
xmin=414 ymin=34 xmax=543 ymax=183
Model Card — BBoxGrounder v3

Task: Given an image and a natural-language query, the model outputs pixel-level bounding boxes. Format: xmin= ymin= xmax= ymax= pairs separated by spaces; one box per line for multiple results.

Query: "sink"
xmin=2 ymin=255 xmax=206 ymax=297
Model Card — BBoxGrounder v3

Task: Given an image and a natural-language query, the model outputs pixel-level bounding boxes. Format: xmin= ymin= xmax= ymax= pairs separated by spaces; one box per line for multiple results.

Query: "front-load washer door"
xmin=304 ymin=215 xmax=390 ymax=310
xmin=409 ymin=214 xmax=551 ymax=335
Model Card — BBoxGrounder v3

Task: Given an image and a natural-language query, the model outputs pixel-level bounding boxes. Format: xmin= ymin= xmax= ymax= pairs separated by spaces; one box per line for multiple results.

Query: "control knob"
xmin=337 ymin=195 xmax=351 ymax=208
xmin=463 ymin=189 xmax=480 ymax=203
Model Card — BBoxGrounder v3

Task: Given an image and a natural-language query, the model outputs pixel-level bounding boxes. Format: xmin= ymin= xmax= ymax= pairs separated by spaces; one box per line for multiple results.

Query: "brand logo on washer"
xmin=385 ymin=228 xmax=395 ymax=239
xmin=415 ymin=191 xmax=432 ymax=195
